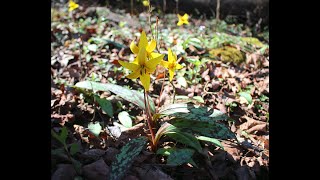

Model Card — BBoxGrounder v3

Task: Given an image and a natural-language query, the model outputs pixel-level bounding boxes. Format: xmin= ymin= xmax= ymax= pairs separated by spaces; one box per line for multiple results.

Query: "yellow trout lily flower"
xmin=130 ymin=31 xmax=162 ymax=60
xmin=119 ymin=48 xmax=164 ymax=91
xmin=142 ymin=0 xmax=149 ymax=7
xmin=177 ymin=13 xmax=189 ymax=26
xmin=161 ymin=48 xmax=183 ymax=81
xmin=68 ymin=0 xmax=79 ymax=12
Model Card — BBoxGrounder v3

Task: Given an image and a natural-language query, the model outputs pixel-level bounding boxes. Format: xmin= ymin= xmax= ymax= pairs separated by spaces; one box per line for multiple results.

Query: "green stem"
xmin=144 ymin=90 xmax=156 ymax=150
xmin=170 ymin=81 xmax=176 ymax=104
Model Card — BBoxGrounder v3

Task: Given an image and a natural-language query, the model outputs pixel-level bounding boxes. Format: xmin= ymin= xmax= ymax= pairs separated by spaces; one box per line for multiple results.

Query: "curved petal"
xmin=175 ymin=63 xmax=183 ymax=70
xmin=126 ymin=68 xmax=141 ymax=79
xmin=118 ymin=60 xmax=139 ymax=71
xmin=146 ymin=39 xmax=156 ymax=53
xmin=130 ymin=41 xmax=139 ymax=54
xmin=169 ymin=68 xmax=175 ymax=82
xmin=132 ymin=57 xmax=139 ymax=64
xmin=177 ymin=21 xmax=183 ymax=26
xmin=150 ymin=52 xmax=162 ymax=59
xmin=167 ymin=48 xmax=176 ymax=64
xmin=138 ymin=31 xmax=148 ymax=49
xmin=146 ymin=54 xmax=165 ymax=71
xmin=182 ymin=13 xmax=189 ymax=20
xmin=184 ymin=21 xmax=189 ymax=25
xmin=138 ymin=47 xmax=147 ymax=65
xmin=160 ymin=60 xmax=169 ymax=68
xmin=140 ymin=72 xmax=150 ymax=91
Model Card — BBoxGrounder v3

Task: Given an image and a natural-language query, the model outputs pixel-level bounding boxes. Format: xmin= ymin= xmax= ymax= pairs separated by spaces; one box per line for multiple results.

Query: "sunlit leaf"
xmin=88 ymin=122 xmax=102 ymax=137
xmin=196 ymin=136 xmax=224 ymax=149
xmin=75 ymin=81 xmax=155 ymax=113
xmin=118 ymin=111 xmax=132 ymax=128
xmin=239 ymin=92 xmax=252 ymax=104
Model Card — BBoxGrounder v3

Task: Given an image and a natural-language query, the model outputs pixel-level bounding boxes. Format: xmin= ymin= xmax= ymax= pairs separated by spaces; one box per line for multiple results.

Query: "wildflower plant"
xmin=73 ymin=1 xmax=235 ymax=178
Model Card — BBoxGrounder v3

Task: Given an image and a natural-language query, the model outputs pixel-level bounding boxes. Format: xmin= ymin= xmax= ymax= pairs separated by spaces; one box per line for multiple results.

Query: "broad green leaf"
xmin=118 ymin=111 xmax=132 ymax=128
xmin=70 ymin=143 xmax=80 ymax=155
xmin=196 ymin=136 xmax=224 ymax=149
xmin=239 ymin=92 xmax=253 ymax=104
xmin=110 ymin=136 xmax=148 ymax=180
xmin=75 ymin=81 xmax=155 ymax=113
xmin=88 ymin=122 xmax=102 ymax=137
xmin=166 ymin=131 xmax=202 ymax=152
xmin=159 ymin=103 xmax=229 ymax=123
xmin=60 ymin=127 xmax=68 ymax=143
xmin=166 ymin=148 xmax=196 ymax=167
xmin=51 ymin=127 xmax=68 ymax=145
xmin=172 ymin=119 xmax=235 ymax=139
xmin=94 ymin=94 xmax=113 ymax=117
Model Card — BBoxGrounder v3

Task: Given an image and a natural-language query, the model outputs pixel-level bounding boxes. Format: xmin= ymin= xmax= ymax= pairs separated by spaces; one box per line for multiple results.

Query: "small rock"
xmin=52 ymin=164 xmax=76 ymax=180
xmin=103 ymin=147 xmax=120 ymax=165
xmin=82 ymin=159 xmax=110 ymax=180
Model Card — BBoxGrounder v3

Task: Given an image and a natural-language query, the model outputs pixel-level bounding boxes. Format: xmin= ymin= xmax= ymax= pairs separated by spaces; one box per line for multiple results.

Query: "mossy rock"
xmin=209 ymin=46 xmax=245 ymax=64
xmin=240 ymin=37 xmax=264 ymax=47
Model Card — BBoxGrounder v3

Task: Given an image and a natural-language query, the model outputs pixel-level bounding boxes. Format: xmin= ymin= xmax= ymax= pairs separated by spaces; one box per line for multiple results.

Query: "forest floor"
xmin=51 ymin=3 xmax=269 ymax=180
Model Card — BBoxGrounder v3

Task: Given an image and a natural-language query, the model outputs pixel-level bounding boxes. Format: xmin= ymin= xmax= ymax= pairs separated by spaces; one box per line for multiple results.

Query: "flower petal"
xmin=146 ymin=39 xmax=156 ymax=53
xmin=146 ymin=54 xmax=165 ymax=71
xmin=138 ymin=31 xmax=148 ymax=49
xmin=175 ymin=63 xmax=183 ymax=70
xmin=167 ymin=48 xmax=176 ymax=64
xmin=126 ymin=69 xmax=141 ymax=79
xmin=140 ymin=72 xmax=150 ymax=91
xmin=160 ymin=60 xmax=169 ymax=68
xmin=177 ymin=21 xmax=183 ymax=26
xmin=138 ymin=47 xmax=147 ymax=65
xmin=169 ymin=68 xmax=175 ymax=82
xmin=182 ymin=13 xmax=189 ymax=20
xmin=150 ymin=52 xmax=162 ymax=59
xmin=130 ymin=41 xmax=139 ymax=54
xmin=118 ymin=60 xmax=139 ymax=71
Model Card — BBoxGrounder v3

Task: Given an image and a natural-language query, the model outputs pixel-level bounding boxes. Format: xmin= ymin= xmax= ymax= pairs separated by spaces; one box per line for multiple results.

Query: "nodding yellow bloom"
xmin=161 ymin=48 xmax=183 ymax=81
xmin=68 ymin=0 xmax=79 ymax=12
xmin=177 ymin=13 xmax=189 ymax=26
xmin=142 ymin=0 xmax=150 ymax=7
xmin=119 ymin=31 xmax=164 ymax=91
xmin=130 ymin=31 xmax=162 ymax=59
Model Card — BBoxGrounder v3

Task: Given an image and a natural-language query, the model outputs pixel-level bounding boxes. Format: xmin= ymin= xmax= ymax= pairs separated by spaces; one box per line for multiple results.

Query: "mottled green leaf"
xmin=118 ymin=111 xmax=132 ymax=128
xmin=94 ymin=94 xmax=113 ymax=117
xmin=88 ymin=122 xmax=102 ymax=137
xmin=239 ymin=92 xmax=252 ymax=104
xmin=110 ymin=136 xmax=148 ymax=180
xmin=70 ymin=143 xmax=80 ymax=155
xmin=166 ymin=148 xmax=195 ymax=166
xmin=172 ymin=120 xmax=235 ymax=139
xmin=196 ymin=136 xmax=224 ymax=149
xmin=159 ymin=103 xmax=229 ymax=123
xmin=75 ymin=81 xmax=155 ymax=113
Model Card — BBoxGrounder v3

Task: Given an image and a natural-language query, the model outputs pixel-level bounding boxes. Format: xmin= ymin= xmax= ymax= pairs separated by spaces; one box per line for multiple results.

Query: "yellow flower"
xmin=130 ymin=31 xmax=162 ymax=60
xmin=142 ymin=0 xmax=149 ymax=7
xmin=68 ymin=0 xmax=79 ymax=12
xmin=119 ymin=49 xmax=164 ymax=91
xmin=177 ymin=13 xmax=189 ymax=26
xmin=161 ymin=48 xmax=183 ymax=81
